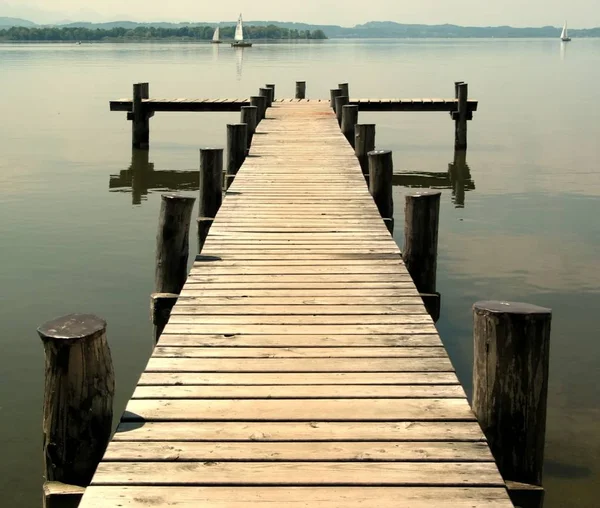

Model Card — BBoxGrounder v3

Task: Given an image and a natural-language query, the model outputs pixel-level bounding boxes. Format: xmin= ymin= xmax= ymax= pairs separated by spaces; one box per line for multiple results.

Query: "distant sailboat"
xmin=211 ymin=26 xmax=222 ymax=44
xmin=231 ymin=14 xmax=252 ymax=48
xmin=561 ymin=21 xmax=571 ymax=42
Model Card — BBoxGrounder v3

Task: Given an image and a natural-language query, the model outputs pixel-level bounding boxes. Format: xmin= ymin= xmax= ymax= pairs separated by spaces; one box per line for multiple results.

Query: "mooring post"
xmin=153 ymin=194 xmax=195 ymax=341
xmin=335 ymin=95 xmax=349 ymax=127
xmin=454 ymin=81 xmax=464 ymax=99
xmin=226 ymin=123 xmax=248 ymax=189
xmin=338 ymin=82 xmax=349 ymax=98
xmin=355 ymin=124 xmax=376 ymax=177
xmin=43 ymin=482 xmax=85 ymax=508
xmin=473 ymin=301 xmax=551 ymax=508
xmin=250 ymin=95 xmax=266 ymax=123
xmin=295 ymin=81 xmax=306 ymax=99
xmin=330 ymin=88 xmax=342 ymax=110
xmin=240 ymin=105 xmax=258 ymax=150
xmin=403 ymin=191 xmax=441 ymax=321
xmin=259 ymin=87 xmax=272 ymax=108
xmin=198 ymin=148 xmax=223 ymax=252
xmin=455 ymin=82 xmax=468 ymax=150
xmin=266 ymin=84 xmax=276 ymax=102
xmin=341 ymin=105 xmax=359 ymax=147
xmin=367 ymin=150 xmax=394 ymax=234
xmin=131 ymin=83 xmax=150 ymax=149
xmin=38 ymin=314 xmax=114 ymax=490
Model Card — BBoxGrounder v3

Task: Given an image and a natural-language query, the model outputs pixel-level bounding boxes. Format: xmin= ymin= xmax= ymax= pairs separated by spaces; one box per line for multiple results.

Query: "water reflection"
xmin=109 ymin=149 xmax=198 ymax=205
xmin=560 ymin=42 xmax=567 ymax=62
xmin=393 ymin=150 xmax=474 ymax=208
xmin=235 ymin=47 xmax=244 ymax=80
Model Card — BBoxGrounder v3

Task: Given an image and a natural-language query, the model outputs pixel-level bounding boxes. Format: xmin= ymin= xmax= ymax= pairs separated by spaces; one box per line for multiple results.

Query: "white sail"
xmin=234 ymin=15 xmax=244 ymax=42
xmin=560 ymin=22 xmax=567 ymax=39
xmin=212 ymin=27 xmax=220 ymax=41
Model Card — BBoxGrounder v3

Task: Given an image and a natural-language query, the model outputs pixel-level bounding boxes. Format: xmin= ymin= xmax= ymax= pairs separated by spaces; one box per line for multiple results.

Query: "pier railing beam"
xmin=131 ymin=83 xmax=151 ymax=149
xmin=38 ymin=314 xmax=115 ymax=487
xmin=226 ymin=123 xmax=248 ymax=189
xmin=367 ymin=150 xmax=394 ymax=234
xmin=259 ymin=87 xmax=272 ymax=108
xmin=250 ymin=95 xmax=266 ymax=123
xmin=355 ymin=124 xmax=376 ymax=177
xmin=338 ymin=82 xmax=349 ymax=97
xmin=473 ymin=300 xmax=551 ymax=498
xmin=403 ymin=191 xmax=441 ymax=321
xmin=335 ymin=95 xmax=349 ymax=127
xmin=330 ymin=88 xmax=342 ymax=110
xmin=341 ymin=105 xmax=359 ymax=147
xmin=240 ymin=106 xmax=258 ymax=151
xmin=295 ymin=81 xmax=306 ymax=99
xmin=198 ymin=148 xmax=223 ymax=252
xmin=455 ymin=82 xmax=468 ymax=150
xmin=153 ymin=194 xmax=195 ymax=341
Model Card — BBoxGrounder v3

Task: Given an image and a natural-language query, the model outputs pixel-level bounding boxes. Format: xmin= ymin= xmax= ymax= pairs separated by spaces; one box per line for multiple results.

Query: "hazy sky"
xmin=1 ymin=0 xmax=597 ymax=27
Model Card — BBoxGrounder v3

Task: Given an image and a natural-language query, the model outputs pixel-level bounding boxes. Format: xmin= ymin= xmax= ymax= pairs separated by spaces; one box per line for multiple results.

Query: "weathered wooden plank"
xmin=173 ymin=297 xmax=426 ymax=306
xmin=161 ymin=324 xmax=438 ymax=335
xmin=170 ymin=305 xmax=427 ymax=316
xmin=103 ymin=441 xmax=492 ymax=461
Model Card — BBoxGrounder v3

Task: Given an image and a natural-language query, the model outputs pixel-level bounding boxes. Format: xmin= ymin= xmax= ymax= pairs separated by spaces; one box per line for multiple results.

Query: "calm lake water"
xmin=0 ymin=39 xmax=599 ymax=507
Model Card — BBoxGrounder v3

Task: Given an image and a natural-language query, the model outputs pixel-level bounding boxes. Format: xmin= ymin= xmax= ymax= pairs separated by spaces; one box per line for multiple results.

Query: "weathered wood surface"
xmin=80 ymin=102 xmax=510 ymax=507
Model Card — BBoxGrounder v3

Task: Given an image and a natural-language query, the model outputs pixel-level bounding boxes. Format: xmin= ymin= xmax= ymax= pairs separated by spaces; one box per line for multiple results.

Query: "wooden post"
xmin=266 ymin=84 xmax=275 ymax=101
xmin=241 ymin=106 xmax=258 ymax=150
xmin=43 ymin=482 xmax=85 ymax=508
xmin=339 ymin=82 xmax=349 ymax=98
xmin=367 ymin=150 xmax=394 ymax=233
xmin=259 ymin=87 xmax=272 ymax=108
xmin=454 ymin=81 xmax=464 ymax=99
xmin=473 ymin=301 xmax=552 ymax=490
xmin=150 ymin=292 xmax=178 ymax=344
xmin=131 ymin=83 xmax=150 ymax=149
xmin=250 ymin=95 xmax=266 ymax=123
xmin=355 ymin=124 xmax=376 ymax=176
xmin=455 ymin=82 xmax=468 ymax=150
xmin=295 ymin=81 xmax=306 ymax=99
xmin=403 ymin=191 xmax=441 ymax=294
xmin=330 ymin=88 xmax=342 ymax=109
xmin=335 ymin=95 xmax=349 ymax=127
xmin=226 ymin=123 xmax=248 ymax=188
xmin=198 ymin=148 xmax=223 ymax=252
xmin=38 ymin=314 xmax=115 ymax=487
xmin=341 ymin=105 xmax=359 ymax=147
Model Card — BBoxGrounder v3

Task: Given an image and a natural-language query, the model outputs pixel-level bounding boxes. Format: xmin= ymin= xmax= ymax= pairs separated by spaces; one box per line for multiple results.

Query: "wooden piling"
xmin=355 ymin=124 xmax=376 ymax=176
xmin=335 ymin=95 xmax=349 ymax=127
xmin=367 ymin=150 xmax=394 ymax=233
xmin=341 ymin=105 xmax=359 ymax=147
xmin=339 ymin=82 xmax=349 ymax=98
xmin=473 ymin=301 xmax=552 ymax=491
xmin=266 ymin=84 xmax=275 ymax=101
xmin=131 ymin=83 xmax=150 ymax=149
xmin=330 ymin=88 xmax=342 ymax=109
xmin=403 ymin=191 xmax=441 ymax=294
xmin=226 ymin=123 xmax=248 ymax=187
xmin=259 ymin=87 xmax=272 ymax=108
xmin=38 ymin=314 xmax=114 ymax=487
xmin=43 ymin=482 xmax=85 ymax=508
xmin=295 ymin=81 xmax=306 ymax=99
xmin=455 ymin=82 xmax=468 ymax=150
xmin=198 ymin=148 xmax=223 ymax=252
xmin=240 ymin=106 xmax=258 ymax=150
xmin=250 ymin=95 xmax=266 ymax=123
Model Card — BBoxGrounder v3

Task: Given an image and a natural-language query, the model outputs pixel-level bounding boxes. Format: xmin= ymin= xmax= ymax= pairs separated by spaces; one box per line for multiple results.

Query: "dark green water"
xmin=0 ymin=40 xmax=598 ymax=507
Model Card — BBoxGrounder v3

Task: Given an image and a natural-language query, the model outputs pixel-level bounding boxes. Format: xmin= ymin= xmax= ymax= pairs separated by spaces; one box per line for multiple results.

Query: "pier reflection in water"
xmin=393 ymin=150 xmax=474 ymax=208
xmin=109 ymin=149 xmax=198 ymax=205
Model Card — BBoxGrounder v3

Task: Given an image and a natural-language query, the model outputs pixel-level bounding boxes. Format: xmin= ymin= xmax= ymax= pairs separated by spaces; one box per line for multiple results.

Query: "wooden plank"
xmin=91 ymin=461 xmax=504 ymax=486
xmin=103 ymin=441 xmax=493 ymax=461
xmin=113 ymin=420 xmax=486 ymax=442
xmin=81 ymin=486 xmax=512 ymax=507
xmin=131 ymin=384 xmax=464 ymax=399
xmin=161 ymin=324 xmax=438 ymax=335
xmin=178 ymin=289 xmax=422 ymax=297
xmin=170 ymin=305 xmax=427 ymax=316
xmin=122 ymin=398 xmax=474 ymax=421
xmin=165 ymin=315 xmax=433 ymax=325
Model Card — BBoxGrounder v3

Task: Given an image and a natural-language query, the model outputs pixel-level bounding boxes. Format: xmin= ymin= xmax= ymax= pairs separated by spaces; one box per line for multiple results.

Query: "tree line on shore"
xmin=0 ymin=25 xmax=328 ymax=41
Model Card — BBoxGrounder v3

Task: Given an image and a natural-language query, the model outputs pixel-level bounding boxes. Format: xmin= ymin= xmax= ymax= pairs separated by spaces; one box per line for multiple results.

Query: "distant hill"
xmin=1 ymin=18 xmax=599 ymax=38
xmin=0 ymin=17 xmax=37 ymax=28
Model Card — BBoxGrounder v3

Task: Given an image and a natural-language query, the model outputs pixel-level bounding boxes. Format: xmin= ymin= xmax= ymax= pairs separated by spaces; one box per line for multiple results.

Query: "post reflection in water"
xmin=392 ymin=150 xmax=474 ymax=208
xmin=109 ymin=149 xmax=198 ymax=205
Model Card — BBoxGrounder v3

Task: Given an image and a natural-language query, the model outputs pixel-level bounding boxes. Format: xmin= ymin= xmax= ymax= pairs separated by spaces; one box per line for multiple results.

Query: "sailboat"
xmin=211 ymin=26 xmax=222 ymax=44
xmin=231 ymin=14 xmax=252 ymax=48
xmin=561 ymin=21 xmax=571 ymax=42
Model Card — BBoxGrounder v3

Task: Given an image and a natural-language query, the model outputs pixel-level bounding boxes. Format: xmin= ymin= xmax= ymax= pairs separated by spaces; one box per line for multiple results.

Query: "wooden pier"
xmin=73 ymin=99 xmax=513 ymax=507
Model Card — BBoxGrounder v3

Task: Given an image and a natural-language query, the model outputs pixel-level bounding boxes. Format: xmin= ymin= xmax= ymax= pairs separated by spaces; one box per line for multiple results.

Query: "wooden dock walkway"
xmin=79 ymin=101 xmax=512 ymax=507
